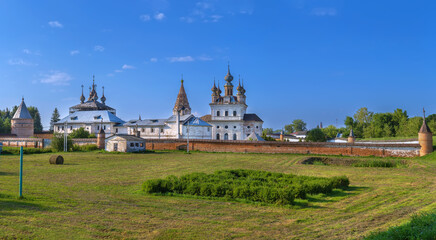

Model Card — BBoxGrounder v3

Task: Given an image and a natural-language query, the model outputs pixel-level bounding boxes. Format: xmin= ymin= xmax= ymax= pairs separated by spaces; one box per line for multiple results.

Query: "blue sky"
xmin=0 ymin=0 xmax=435 ymax=130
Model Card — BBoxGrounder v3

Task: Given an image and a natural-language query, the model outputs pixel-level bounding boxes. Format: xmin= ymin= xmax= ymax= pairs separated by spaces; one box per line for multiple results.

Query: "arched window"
xmin=225 ymin=125 xmax=228 ymax=129
xmin=216 ymin=133 xmax=220 ymax=140
xmin=233 ymin=111 xmax=237 ymax=116
xmin=224 ymin=133 xmax=229 ymax=140
xmin=217 ymin=111 xmax=220 ymax=116
xmin=225 ymin=111 xmax=229 ymax=116
xmin=233 ymin=134 xmax=237 ymax=140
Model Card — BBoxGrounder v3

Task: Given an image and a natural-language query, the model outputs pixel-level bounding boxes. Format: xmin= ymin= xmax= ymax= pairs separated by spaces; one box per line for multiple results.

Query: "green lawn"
xmin=0 ymin=151 xmax=435 ymax=239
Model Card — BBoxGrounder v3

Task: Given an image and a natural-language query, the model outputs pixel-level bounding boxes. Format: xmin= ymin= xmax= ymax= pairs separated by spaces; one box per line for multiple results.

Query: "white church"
xmin=55 ymin=66 xmax=263 ymax=141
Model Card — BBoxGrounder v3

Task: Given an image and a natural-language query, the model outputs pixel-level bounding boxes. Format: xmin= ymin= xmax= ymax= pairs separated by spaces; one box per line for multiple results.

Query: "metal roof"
xmin=183 ymin=117 xmax=211 ymax=127
xmin=106 ymin=134 xmax=146 ymax=142
xmin=245 ymin=132 xmax=265 ymax=141
xmin=56 ymin=110 xmax=125 ymax=124
xmin=13 ymin=98 xmax=33 ymax=119
xmin=243 ymin=113 xmax=263 ymax=122
xmin=124 ymin=118 xmax=167 ymax=127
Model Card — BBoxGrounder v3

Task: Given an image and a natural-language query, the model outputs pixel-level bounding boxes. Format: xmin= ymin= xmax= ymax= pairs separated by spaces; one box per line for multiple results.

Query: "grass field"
xmin=1 ymin=151 xmax=436 ymax=239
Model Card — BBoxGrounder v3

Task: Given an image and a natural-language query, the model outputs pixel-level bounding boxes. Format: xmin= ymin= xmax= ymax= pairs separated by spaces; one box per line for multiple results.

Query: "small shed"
xmin=105 ymin=134 xmax=146 ymax=152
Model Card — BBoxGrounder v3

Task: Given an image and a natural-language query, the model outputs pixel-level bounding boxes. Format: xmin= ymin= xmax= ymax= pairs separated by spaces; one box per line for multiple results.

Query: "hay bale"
xmin=49 ymin=155 xmax=64 ymax=165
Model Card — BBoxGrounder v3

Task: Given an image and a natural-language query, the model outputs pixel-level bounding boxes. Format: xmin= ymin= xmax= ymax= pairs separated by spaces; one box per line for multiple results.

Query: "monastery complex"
xmin=51 ymin=66 xmax=264 ymax=141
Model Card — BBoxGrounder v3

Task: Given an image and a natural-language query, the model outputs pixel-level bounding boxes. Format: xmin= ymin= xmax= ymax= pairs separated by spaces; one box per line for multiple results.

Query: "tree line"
xmin=263 ymin=107 xmax=431 ymax=141
xmin=0 ymin=106 xmax=43 ymax=133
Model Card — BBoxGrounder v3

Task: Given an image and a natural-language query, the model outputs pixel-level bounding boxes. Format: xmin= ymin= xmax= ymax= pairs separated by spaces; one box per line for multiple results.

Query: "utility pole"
xmin=64 ymin=120 xmax=68 ymax=152
xmin=187 ymin=119 xmax=190 ymax=153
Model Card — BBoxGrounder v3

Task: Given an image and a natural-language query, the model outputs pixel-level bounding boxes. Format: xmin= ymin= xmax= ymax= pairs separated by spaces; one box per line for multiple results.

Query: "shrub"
xmin=352 ymin=160 xmax=400 ymax=168
xmin=72 ymin=144 xmax=99 ymax=152
xmin=306 ymin=128 xmax=327 ymax=142
xmin=365 ymin=211 xmax=436 ymax=240
xmin=0 ymin=146 xmax=53 ymax=155
xmin=69 ymin=127 xmax=90 ymax=139
xmin=142 ymin=169 xmax=349 ymax=206
xmin=51 ymin=132 xmax=73 ymax=152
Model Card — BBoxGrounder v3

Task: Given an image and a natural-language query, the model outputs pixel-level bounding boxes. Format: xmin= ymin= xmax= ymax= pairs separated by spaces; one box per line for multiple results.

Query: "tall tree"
xmin=28 ymin=106 xmax=43 ymax=133
xmin=50 ymin=108 xmax=61 ymax=131
xmin=291 ymin=119 xmax=307 ymax=132
xmin=284 ymin=124 xmax=294 ymax=134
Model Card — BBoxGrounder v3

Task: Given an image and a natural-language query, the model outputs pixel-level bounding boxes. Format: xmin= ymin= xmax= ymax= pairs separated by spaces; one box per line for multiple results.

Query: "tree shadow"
xmin=0 ymin=193 xmax=55 ymax=216
xmin=0 ymin=171 xmax=17 ymax=176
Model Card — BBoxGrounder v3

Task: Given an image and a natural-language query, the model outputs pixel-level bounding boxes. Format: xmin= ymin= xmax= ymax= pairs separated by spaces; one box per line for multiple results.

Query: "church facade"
xmin=122 ymin=79 xmax=212 ymax=139
xmin=201 ymin=66 xmax=263 ymax=140
xmin=54 ymin=77 xmax=125 ymax=135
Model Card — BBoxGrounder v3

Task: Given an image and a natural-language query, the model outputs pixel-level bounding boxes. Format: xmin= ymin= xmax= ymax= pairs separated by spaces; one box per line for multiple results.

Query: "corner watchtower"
xmin=419 ymin=108 xmax=433 ymax=156
xmin=11 ymin=98 xmax=34 ymax=138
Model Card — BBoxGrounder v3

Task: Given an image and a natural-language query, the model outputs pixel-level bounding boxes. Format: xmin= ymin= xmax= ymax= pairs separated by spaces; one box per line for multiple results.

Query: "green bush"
xmin=352 ymin=160 xmax=401 ymax=168
xmin=72 ymin=144 xmax=99 ymax=152
xmin=51 ymin=132 xmax=73 ymax=152
xmin=365 ymin=211 xmax=436 ymax=240
xmin=306 ymin=128 xmax=327 ymax=142
xmin=142 ymin=169 xmax=349 ymax=205
xmin=0 ymin=146 xmax=53 ymax=155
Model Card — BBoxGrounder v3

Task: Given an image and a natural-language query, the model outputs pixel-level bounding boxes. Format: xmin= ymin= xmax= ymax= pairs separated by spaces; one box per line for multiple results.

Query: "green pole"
xmin=19 ymin=146 xmax=23 ymax=198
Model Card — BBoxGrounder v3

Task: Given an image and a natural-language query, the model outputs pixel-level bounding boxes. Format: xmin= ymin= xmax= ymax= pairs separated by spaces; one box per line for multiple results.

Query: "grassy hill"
xmin=0 ymin=151 xmax=435 ymax=239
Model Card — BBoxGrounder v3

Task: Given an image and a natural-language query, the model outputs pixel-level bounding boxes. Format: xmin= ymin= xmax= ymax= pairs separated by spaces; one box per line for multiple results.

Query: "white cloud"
xmin=210 ymin=15 xmax=222 ymax=22
xmin=197 ymin=55 xmax=213 ymax=61
xmin=8 ymin=58 xmax=35 ymax=66
xmin=94 ymin=45 xmax=105 ymax=52
xmin=107 ymin=73 xmax=114 ymax=77
xmin=40 ymin=71 xmax=72 ymax=85
xmin=122 ymin=64 xmax=135 ymax=69
xmin=311 ymin=8 xmax=337 ymax=16
xmin=196 ymin=1 xmax=213 ymax=9
xmin=140 ymin=14 xmax=151 ymax=21
xmin=150 ymin=58 xmax=158 ymax=62
xmin=154 ymin=12 xmax=165 ymax=20
xmin=114 ymin=69 xmax=123 ymax=73
xmin=22 ymin=49 xmax=40 ymax=55
xmin=180 ymin=17 xmax=195 ymax=23
xmin=70 ymin=50 xmax=80 ymax=56
xmin=168 ymin=56 xmax=195 ymax=62
xmin=48 ymin=21 xmax=63 ymax=28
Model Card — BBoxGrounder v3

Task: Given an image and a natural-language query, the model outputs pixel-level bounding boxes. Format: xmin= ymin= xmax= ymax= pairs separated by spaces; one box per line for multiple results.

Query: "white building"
xmin=201 ymin=66 xmax=263 ymax=140
xmin=54 ymin=77 xmax=126 ymax=135
xmin=121 ymin=79 xmax=212 ymax=139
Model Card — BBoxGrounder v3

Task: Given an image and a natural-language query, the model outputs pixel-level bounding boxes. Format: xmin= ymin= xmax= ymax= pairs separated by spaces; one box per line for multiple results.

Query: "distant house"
xmin=105 ymin=135 xmax=146 ymax=152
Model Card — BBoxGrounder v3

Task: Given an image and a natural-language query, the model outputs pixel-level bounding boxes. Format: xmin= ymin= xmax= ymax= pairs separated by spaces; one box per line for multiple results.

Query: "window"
xmin=247 ymin=126 xmax=250 ymax=129
xmin=233 ymin=126 xmax=236 ymax=129
xmin=233 ymin=134 xmax=237 ymax=140
xmin=217 ymin=111 xmax=220 ymax=116
xmin=225 ymin=125 xmax=228 ymax=129
xmin=160 ymin=128 xmax=164 ymax=133
xmin=62 ymin=126 xmax=64 ymax=130
xmin=135 ymin=143 xmax=139 ymax=147
xmin=225 ymin=111 xmax=228 ymax=116
xmin=116 ymin=128 xmax=118 ymax=133
xmin=217 ymin=126 xmax=220 ymax=129
xmin=216 ymin=133 xmax=220 ymax=140
xmin=70 ymin=126 xmax=72 ymax=130
xmin=151 ymin=128 xmax=154 ymax=133
xmin=224 ymin=133 xmax=229 ymax=140
xmin=140 ymin=143 xmax=144 ymax=147
xmin=97 ymin=126 xmax=100 ymax=130
xmin=207 ymin=128 xmax=210 ymax=132
xmin=130 ymin=143 xmax=134 ymax=147
xmin=247 ymin=134 xmax=250 ymax=137
xmin=141 ymin=128 xmax=144 ymax=132
xmin=233 ymin=111 xmax=237 ymax=116
xmin=104 ymin=125 xmax=106 ymax=130
xmin=256 ymin=126 xmax=259 ymax=129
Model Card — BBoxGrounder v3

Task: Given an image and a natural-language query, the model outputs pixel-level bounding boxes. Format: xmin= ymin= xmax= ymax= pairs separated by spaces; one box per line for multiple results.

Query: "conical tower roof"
xmin=13 ymin=98 xmax=32 ymax=119
xmin=173 ymin=79 xmax=191 ymax=114
xmin=419 ymin=109 xmax=432 ymax=133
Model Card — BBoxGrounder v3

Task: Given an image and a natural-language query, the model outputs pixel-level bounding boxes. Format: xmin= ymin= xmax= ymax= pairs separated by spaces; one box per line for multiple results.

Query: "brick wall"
xmin=146 ymin=139 xmax=421 ymax=157
xmin=0 ymin=138 xmax=44 ymax=149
